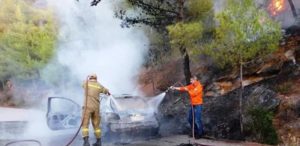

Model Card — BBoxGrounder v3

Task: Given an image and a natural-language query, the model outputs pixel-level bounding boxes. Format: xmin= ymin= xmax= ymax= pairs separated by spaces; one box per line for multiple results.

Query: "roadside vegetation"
xmin=0 ymin=0 xmax=57 ymax=106
xmin=0 ymin=0 xmax=57 ymax=84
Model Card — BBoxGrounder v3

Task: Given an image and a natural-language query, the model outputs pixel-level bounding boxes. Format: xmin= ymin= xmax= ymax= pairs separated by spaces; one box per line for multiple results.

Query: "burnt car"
xmin=46 ymin=94 xmax=159 ymax=141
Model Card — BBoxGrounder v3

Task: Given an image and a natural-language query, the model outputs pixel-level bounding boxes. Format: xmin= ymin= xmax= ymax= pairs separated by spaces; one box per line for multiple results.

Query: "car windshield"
xmin=50 ymin=98 xmax=79 ymax=114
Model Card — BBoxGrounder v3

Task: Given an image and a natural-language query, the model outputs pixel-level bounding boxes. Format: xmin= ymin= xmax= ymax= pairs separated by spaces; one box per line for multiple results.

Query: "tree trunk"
xmin=239 ymin=61 xmax=244 ymax=135
xmin=0 ymin=80 xmax=4 ymax=91
xmin=177 ymin=0 xmax=184 ymax=21
xmin=177 ymin=0 xmax=191 ymax=85
xmin=180 ymin=47 xmax=192 ymax=85
xmin=151 ymin=72 xmax=156 ymax=94
xmin=183 ymin=48 xmax=192 ymax=85
xmin=287 ymin=0 xmax=297 ymax=18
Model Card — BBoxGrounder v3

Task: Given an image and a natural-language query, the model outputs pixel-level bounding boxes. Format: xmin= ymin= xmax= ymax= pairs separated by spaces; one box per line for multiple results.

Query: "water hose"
xmin=5 ymin=139 xmax=42 ymax=146
xmin=170 ymin=82 xmax=197 ymax=143
xmin=192 ymin=105 xmax=195 ymax=142
xmin=65 ymin=76 xmax=90 ymax=146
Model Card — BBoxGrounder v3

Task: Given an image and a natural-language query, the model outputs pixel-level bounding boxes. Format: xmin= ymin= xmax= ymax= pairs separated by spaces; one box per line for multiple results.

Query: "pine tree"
xmin=117 ymin=0 xmax=213 ymax=84
xmin=204 ymin=0 xmax=281 ymax=134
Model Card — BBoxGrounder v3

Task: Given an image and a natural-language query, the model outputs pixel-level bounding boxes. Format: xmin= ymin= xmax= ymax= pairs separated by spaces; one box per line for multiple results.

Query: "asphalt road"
xmin=1 ymin=134 xmax=270 ymax=146
xmin=0 ymin=107 xmax=268 ymax=146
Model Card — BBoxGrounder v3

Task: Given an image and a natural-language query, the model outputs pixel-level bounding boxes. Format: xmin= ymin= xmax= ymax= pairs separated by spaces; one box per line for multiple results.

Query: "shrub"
xmin=246 ymin=107 xmax=279 ymax=145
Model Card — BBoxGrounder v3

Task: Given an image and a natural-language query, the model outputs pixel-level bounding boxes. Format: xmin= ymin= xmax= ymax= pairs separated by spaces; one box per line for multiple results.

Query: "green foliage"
xmin=167 ymin=0 xmax=213 ymax=57
xmin=188 ymin=0 xmax=213 ymax=20
xmin=246 ymin=107 xmax=279 ymax=145
xmin=203 ymin=0 xmax=281 ymax=68
xmin=167 ymin=22 xmax=203 ymax=51
xmin=0 ymin=0 xmax=56 ymax=80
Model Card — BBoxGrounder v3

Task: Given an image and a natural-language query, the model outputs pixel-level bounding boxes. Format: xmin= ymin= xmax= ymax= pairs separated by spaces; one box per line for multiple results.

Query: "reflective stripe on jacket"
xmin=83 ymin=80 xmax=109 ymax=110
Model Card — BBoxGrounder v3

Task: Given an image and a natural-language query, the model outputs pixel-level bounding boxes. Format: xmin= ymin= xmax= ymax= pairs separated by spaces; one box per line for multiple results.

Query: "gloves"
xmin=170 ymin=86 xmax=175 ymax=90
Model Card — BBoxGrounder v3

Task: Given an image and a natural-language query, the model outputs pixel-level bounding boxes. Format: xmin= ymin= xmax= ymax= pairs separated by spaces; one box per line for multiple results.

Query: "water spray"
xmin=165 ymin=81 xmax=183 ymax=93
xmin=106 ymin=94 xmax=122 ymax=113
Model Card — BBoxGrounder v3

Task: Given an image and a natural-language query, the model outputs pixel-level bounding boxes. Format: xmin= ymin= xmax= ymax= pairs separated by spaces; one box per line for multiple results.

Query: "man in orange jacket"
xmin=171 ymin=75 xmax=204 ymax=139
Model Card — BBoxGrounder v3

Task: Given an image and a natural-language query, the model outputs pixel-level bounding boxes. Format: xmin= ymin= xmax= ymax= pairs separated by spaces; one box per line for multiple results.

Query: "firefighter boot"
xmin=83 ymin=136 xmax=90 ymax=146
xmin=92 ymin=138 xmax=101 ymax=146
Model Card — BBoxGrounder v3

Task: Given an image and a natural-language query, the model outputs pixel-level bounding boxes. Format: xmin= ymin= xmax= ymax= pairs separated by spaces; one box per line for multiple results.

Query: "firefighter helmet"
xmin=89 ymin=74 xmax=97 ymax=80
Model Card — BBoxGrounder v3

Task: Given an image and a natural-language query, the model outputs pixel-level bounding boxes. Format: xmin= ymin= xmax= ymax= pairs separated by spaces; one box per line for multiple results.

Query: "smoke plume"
xmin=0 ymin=0 xmax=149 ymax=142
xmin=46 ymin=0 xmax=149 ymax=97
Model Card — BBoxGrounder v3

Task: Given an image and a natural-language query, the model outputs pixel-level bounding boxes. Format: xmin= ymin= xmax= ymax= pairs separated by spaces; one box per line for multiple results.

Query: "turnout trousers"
xmin=81 ymin=107 xmax=101 ymax=138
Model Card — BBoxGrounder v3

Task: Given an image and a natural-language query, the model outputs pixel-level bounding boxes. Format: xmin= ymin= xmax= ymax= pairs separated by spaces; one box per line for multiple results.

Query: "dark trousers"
xmin=188 ymin=105 xmax=203 ymax=136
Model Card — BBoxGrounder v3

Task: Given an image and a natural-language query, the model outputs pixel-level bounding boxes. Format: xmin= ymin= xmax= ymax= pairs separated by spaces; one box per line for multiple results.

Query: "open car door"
xmin=46 ymin=97 xmax=81 ymax=130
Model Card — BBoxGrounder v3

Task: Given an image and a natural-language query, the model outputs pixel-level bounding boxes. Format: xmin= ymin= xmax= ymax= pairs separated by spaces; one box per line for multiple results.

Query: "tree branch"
xmin=128 ymin=0 xmax=178 ymax=16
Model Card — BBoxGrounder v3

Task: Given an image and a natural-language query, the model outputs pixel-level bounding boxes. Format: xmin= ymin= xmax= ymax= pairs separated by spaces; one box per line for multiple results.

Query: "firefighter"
xmin=171 ymin=75 xmax=204 ymax=139
xmin=82 ymin=74 xmax=110 ymax=146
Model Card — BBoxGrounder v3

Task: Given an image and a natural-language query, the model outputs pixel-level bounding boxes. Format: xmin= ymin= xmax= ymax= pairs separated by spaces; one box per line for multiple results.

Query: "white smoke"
xmin=46 ymin=0 xmax=149 ymax=95
xmin=275 ymin=0 xmax=300 ymax=28
xmin=1 ymin=0 xmax=150 ymax=142
xmin=213 ymin=0 xmax=226 ymax=13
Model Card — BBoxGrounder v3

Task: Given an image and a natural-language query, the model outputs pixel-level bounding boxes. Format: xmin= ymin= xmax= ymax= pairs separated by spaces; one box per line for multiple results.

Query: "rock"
xmin=244 ymin=86 xmax=280 ymax=111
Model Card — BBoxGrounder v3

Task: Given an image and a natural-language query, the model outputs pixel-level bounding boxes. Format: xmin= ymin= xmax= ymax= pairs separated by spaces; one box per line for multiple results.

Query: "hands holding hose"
xmin=170 ymin=86 xmax=177 ymax=90
xmin=170 ymin=86 xmax=188 ymax=91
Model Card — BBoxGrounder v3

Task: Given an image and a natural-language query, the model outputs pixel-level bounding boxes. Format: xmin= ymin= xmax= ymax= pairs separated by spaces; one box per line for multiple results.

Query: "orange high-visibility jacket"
xmin=179 ymin=81 xmax=203 ymax=105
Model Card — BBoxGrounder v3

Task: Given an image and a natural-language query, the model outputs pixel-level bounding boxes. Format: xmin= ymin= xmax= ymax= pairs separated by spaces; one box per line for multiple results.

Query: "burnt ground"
xmin=138 ymin=34 xmax=300 ymax=145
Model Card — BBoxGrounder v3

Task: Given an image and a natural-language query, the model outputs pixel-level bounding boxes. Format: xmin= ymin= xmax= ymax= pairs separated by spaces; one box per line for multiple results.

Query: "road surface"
xmin=0 ymin=107 xmax=268 ymax=146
